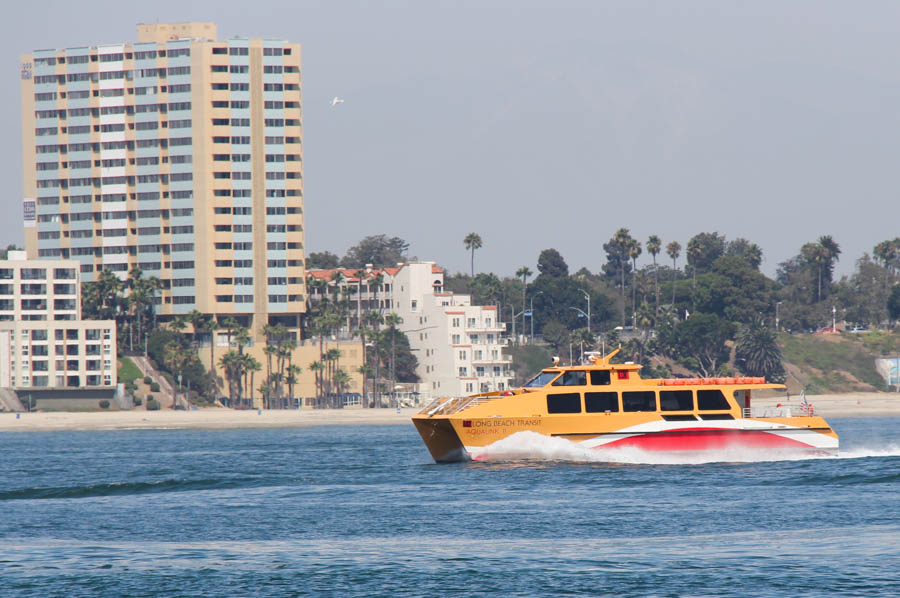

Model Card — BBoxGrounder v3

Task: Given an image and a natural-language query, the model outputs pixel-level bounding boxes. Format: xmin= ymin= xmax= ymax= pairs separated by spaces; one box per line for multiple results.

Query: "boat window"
xmin=547 ymin=392 xmax=581 ymax=414
xmin=590 ymin=370 xmax=611 ymax=385
xmin=585 ymin=391 xmax=618 ymax=412
xmin=523 ymin=371 xmax=559 ymax=387
xmin=699 ymin=413 xmax=734 ymax=420
xmin=622 ymin=391 xmax=657 ymax=412
xmin=551 ymin=371 xmax=587 ymax=386
xmin=660 ymin=390 xmax=693 ymax=411
xmin=697 ymin=389 xmax=731 ymax=410
xmin=662 ymin=414 xmax=697 ymax=421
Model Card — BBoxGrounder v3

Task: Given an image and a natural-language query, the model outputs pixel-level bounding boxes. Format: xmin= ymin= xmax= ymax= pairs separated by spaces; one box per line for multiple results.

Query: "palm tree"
xmin=647 ymin=235 xmax=661 ymax=317
xmin=628 ymin=239 xmax=642 ymax=328
xmin=384 ymin=313 xmax=403 ymax=406
xmin=308 ymin=360 xmax=324 ymax=407
xmin=325 ymin=348 xmax=342 ymax=407
xmin=246 ymin=356 xmax=261 ymax=408
xmin=333 ymin=369 xmax=351 ymax=398
xmin=163 ymin=341 xmax=191 ymax=407
xmin=263 ymin=344 xmax=277 ymax=407
xmin=613 ymin=228 xmax=633 ymax=326
xmin=286 ymin=364 xmax=302 ymax=408
xmin=218 ymin=350 xmax=245 ymax=407
xmin=170 ymin=316 xmax=187 ymax=334
xmin=187 ymin=309 xmax=204 ymax=349
xmin=363 ymin=310 xmax=384 ymax=407
xmin=666 ymin=241 xmax=681 ymax=307
xmin=735 ymin=318 xmax=785 ymax=382
xmin=204 ymin=317 xmax=220 ymax=401
xmin=463 ymin=232 xmax=483 ymax=277
xmin=233 ymin=325 xmax=251 ymax=355
xmin=515 ymin=266 xmax=532 ymax=343
xmin=357 ymin=363 xmax=374 ymax=404
xmin=222 ymin=317 xmax=240 ymax=349
xmin=818 ymin=235 xmax=841 ymax=301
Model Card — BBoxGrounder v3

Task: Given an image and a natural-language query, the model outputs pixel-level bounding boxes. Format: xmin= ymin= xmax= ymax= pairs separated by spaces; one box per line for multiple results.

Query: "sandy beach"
xmin=1 ymin=394 xmax=899 ymax=432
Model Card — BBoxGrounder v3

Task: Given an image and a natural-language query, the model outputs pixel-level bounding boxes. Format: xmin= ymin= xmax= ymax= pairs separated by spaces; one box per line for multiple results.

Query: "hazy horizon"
xmin=4 ymin=0 xmax=899 ymax=280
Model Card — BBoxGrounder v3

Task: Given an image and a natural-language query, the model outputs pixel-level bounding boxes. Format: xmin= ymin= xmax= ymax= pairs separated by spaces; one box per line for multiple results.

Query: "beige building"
xmin=20 ymin=22 xmax=306 ymax=350
xmin=0 ymin=252 xmax=117 ymax=390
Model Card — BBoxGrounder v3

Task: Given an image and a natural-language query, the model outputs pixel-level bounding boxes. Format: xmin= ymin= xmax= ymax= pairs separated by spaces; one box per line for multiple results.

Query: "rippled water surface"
xmin=1 ymin=417 xmax=898 ymax=597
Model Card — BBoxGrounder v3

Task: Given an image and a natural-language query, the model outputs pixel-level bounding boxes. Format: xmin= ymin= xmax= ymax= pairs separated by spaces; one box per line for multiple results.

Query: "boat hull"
xmin=413 ymin=414 xmax=839 ymax=462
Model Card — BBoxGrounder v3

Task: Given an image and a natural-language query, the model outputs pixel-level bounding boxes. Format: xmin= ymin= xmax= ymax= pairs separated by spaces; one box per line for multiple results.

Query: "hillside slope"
xmin=780 ymin=331 xmax=900 ymax=394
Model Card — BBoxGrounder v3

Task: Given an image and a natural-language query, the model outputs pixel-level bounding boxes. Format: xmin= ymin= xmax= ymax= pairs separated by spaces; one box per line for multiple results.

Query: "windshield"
xmin=523 ymin=370 xmax=560 ymax=388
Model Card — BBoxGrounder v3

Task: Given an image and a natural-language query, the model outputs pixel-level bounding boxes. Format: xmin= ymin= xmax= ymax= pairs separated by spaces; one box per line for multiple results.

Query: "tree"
xmin=628 ymin=239 xmax=642 ymax=328
xmin=686 ymin=232 xmax=726 ymax=273
xmin=670 ymin=313 xmax=734 ymax=377
xmin=384 ymin=312 xmax=403 ymax=398
xmin=246 ymin=356 xmax=262 ymax=408
xmin=647 ymin=235 xmax=662 ymax=316
xmin=204 ymin=317 xmax=220 ymax=400
xmin=536 ymin=248 xmax=568 ymax=279
xmin=341 ymin=235 xmax=409 ymax=268
xmin=126 ymin=267 xmax=160 ymax=354
xmin=694 ymin=256 xmax=777 ymax=325
xmin=687 ymin=232 xmax=726 ymax=313
xmin=889 ymin=284 xmax=900 ymax=322
xmin=735 ymin=318 xmax=785 ymax=382
xmin=834 ymin=255 xmax=892 ymax=327
xmin=469 ymin=273 xmax=504 ymax=309
xmin=603 ymin=228 xmax=634 ymax=326
xmin=463 ymin=232 xmax=483 ymax=277
xmin=541 ymin=319 xmax=571 ymax=356
xmin=725 ymin=238 xmax=763 ymax=270
xmin=218 ymin=350 xmax=245 ymax=406
xmin=0 ymin=244 xmax=21 ymax=260
xmin=666 ymin=240 xmax=681 ymax=306
xmin=306 ymin=250 xmax=341 ymax=269
xmin=285 ymin=363 xmax=301 ymax=407
xmin=163 ymin=341 xmax=193 ymax=405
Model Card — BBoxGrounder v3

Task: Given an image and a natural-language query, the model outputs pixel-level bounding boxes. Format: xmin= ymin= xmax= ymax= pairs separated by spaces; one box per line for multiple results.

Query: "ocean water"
xmin=1 ymin=418 xmax=898 ymax=597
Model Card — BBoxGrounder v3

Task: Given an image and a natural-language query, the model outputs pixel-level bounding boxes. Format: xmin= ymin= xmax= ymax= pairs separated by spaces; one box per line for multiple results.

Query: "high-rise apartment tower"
xmin=20 ymin=22 xmax=306 ymax=339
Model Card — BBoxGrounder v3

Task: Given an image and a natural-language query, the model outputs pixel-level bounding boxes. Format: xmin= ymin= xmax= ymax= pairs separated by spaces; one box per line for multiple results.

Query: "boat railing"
xmin=744 ymin=405 xmax=815 ymax=418
xmin=420 ymin=394 xmax=503 ymax=416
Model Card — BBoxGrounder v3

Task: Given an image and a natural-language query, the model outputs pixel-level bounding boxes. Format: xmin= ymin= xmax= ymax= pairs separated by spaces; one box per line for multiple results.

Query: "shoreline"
xmin=1 ymin=393 xmax=899 ymax=432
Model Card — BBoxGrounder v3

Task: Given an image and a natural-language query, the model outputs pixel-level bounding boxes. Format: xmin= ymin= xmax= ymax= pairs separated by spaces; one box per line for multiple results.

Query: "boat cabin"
xmin=517 ymin=349 xmax=780 ymax=420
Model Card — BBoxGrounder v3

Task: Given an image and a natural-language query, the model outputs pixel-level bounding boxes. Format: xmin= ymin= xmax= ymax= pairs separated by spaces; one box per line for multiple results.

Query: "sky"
xmin=4 ymin=0 xmax=900 ymax=279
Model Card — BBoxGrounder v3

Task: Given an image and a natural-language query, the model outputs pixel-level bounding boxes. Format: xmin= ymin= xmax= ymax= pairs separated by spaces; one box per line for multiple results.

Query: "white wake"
xmin=472 ymin=431 xmax=900 ymax=465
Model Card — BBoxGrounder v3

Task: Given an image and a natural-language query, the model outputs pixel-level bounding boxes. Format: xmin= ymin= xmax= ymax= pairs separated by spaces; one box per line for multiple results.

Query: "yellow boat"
xmin=412 ymin=349 xmax=838 ymax=462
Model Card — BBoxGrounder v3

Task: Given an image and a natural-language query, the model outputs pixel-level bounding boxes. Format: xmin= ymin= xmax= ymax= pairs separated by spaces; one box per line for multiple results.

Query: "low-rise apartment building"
xmin=307 ymin=262 xmax=512 ymax=399
xmin=0 ymin=251 xmax=117 ymax=391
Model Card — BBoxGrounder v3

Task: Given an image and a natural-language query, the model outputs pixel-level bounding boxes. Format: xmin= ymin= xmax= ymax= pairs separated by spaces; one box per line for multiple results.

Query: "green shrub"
xmin=133 ymin=396 xmax=143 ymax=407
xmin=146 ymin=397 xmax=160 ymax=411
xmin=150 ymin=382 xmax=161 ymax=392
xmin=99 ymin=400 xmax=110 ymax=409
xmin=143 ymin=376 xmax=152 ymax=385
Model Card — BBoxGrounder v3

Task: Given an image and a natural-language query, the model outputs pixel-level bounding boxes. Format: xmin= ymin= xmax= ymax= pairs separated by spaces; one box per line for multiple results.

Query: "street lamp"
xmin=579 ymin=289 xmax=591 ymax=334
xmin=509 ymin=305 xmax=524 ymax=344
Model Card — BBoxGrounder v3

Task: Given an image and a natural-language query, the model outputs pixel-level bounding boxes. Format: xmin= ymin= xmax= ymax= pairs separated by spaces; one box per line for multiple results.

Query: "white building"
xmin=0 ymin=252 xmax=117 ymax=390
xmin=307 ymin=261 xmax=512 ymax=398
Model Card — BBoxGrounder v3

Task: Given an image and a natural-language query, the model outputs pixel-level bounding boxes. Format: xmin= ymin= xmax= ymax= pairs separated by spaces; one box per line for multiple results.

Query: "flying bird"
xmin=331 ymin=96 xmax=344 ymax=107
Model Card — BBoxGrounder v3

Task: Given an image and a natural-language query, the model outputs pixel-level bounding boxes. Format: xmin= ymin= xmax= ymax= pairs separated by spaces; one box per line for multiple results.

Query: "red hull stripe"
xmin=601 ymin=428 xmax=815 ymax=451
